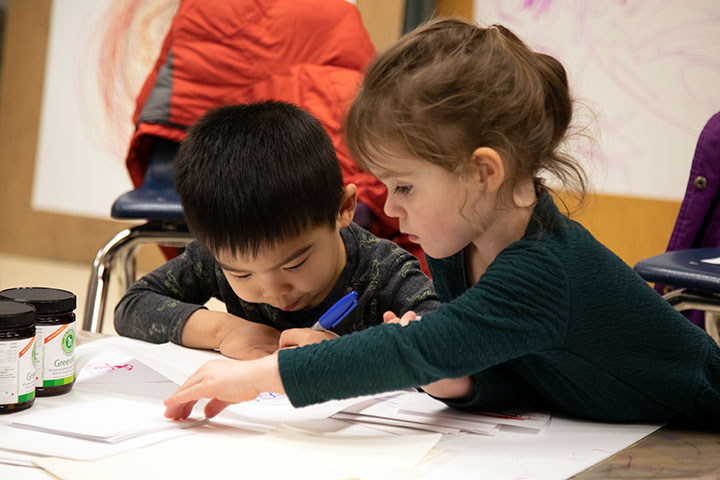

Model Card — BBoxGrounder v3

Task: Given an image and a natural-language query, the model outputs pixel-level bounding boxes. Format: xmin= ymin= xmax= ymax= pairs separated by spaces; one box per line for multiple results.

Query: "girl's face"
xmin=370 ymin=157 xmax=487 ymax=259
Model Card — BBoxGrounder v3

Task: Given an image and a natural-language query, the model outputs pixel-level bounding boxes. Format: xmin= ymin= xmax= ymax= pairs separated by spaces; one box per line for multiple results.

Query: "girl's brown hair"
xmin=345 ymin=18 xmax=587 ymax=207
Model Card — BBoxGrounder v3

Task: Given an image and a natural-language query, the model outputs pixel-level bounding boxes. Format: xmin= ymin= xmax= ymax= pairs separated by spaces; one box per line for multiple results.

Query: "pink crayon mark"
xmin=86 ymin=362 xmax=135 ymax=374
xmin=626 ymin=456 xmax=633 ymax=468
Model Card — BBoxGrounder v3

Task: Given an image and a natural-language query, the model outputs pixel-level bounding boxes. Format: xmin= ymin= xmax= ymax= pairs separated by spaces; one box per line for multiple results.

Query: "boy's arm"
xmin=182 ymin=309 xmax=281 ymax=360
xmin=378 ymin=250 xmax=441 ymax=318
xmin=114 ymin=242 xmax=233 ymax=345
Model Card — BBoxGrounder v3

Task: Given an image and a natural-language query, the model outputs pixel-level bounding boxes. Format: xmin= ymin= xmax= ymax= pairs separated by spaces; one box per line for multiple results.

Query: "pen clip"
xmin=317 ymin=291 xmax=358 ymax=329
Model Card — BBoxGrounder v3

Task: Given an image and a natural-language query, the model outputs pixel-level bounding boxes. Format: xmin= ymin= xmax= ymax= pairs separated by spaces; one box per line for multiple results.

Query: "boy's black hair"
xmin=174 ymin=101 xmax=345 ymax=258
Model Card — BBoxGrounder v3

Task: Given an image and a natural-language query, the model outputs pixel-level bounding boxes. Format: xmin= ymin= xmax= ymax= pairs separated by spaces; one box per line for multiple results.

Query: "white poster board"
xmin=32 ymin=0 xmax=176 ymax=218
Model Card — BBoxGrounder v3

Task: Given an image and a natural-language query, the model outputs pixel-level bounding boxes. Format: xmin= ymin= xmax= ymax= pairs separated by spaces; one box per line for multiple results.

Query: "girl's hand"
xmin=279 ymin=328 xmax=339 ymax=349
xmin=421 ymin=377 xmax=475 ymax=400
xmin=383 ymin=310 xmax=420 ymax=326
xmin=163 ymin=353 xmax=284 ymax=420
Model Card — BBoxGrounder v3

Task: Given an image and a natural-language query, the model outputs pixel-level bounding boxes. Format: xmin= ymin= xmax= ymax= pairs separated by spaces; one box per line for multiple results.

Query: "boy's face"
xmin=213 ymin=185 xmax=357 ymax=311
xmin=214 ymin=225 xmax=346 ymax=311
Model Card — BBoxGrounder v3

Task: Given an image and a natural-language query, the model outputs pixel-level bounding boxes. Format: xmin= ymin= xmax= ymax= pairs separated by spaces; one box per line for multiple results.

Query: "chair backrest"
xmin=652 ymin=112 xmax=720 ymax=327
xmin=662 ymin=112 xmax=720 ymax=254
xmin=110 ymin=137 xmax=184 ymax=221
xmin=142 ymin=137 xmax=179 ymax=190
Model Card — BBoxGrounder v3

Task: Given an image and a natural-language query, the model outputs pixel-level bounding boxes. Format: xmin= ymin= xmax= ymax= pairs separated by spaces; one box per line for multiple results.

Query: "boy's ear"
xmin=469 ymin=147 xmax=504 ymax=192
xmin=337 ymin=184 xmax=358 ymax=229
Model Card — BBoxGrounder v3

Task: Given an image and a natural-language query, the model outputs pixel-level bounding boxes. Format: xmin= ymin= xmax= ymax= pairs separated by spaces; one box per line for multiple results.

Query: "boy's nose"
xmin=259 ymin=279 xmax=292 ymax=298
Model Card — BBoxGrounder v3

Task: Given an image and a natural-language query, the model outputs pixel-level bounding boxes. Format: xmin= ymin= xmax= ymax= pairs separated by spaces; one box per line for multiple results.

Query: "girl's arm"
xmin=383 ymin=311 xmax=474 ymax=400
xmin=164 ymin=353 xmax=284 ymax=419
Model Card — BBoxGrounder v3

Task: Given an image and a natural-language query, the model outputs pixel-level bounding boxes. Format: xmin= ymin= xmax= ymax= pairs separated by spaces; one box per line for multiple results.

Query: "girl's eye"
xmin=394 ymin=185 xmax=413 ymax=195
xmin=284 ymin=257 xmax=308 ymax=272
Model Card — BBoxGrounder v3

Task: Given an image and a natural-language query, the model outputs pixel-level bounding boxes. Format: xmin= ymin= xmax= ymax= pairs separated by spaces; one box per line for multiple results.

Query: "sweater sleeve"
xmin=113 ymin=241 xmax=222 ymax=345
xmin=279 ymin=244 xmax=571 ymax=407
xmin=375 ymin=249 xmax=440 ymax=317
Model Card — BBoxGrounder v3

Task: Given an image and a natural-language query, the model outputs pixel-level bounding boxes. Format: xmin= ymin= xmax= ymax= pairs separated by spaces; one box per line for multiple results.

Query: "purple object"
xmin=353 ymin=201 xmax=376 ymax=229
xmin=652 ymin=112 xmax=720 ymax=329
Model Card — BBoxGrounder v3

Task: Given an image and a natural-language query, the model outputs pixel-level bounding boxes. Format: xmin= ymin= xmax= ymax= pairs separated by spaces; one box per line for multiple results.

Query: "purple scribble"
xmin=522 ymin=0 xmax=553 ymax=19
xmin=627 ymin=455 xmax=633 ymax=468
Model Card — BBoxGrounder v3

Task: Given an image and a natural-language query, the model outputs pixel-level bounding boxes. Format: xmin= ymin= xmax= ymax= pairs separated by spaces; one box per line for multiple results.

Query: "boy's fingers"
xmin=382 ymin=311 xmax=398 ymax=323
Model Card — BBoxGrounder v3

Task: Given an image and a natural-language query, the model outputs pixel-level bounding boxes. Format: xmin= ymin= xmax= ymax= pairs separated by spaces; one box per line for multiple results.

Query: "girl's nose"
xmin=384 ymin=194 xmax=404 ymax=219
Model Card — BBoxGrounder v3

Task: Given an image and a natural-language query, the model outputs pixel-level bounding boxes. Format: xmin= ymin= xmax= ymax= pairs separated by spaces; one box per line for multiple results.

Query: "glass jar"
xmin=0 ymin=300 xmax=36 ymax=413
xmin=0 ymin=287 xmax=76 ymax=396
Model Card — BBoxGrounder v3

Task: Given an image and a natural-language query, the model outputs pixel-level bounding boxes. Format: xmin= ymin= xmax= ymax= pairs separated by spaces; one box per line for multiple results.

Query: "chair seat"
xmin=111 ymin=188 xmax=185 ymax=222
xmin=633 ymin=248 xmax=720 ymax=293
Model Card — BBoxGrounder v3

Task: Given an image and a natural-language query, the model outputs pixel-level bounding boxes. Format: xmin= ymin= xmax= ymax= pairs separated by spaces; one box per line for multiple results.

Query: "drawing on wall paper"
xmin=475 ymin=0 xmax=720 ymax=200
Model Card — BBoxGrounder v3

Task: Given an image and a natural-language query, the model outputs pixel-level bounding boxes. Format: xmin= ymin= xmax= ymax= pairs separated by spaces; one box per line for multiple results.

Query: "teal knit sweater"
xmin=279 ymin=193 xmax=720 ymax=426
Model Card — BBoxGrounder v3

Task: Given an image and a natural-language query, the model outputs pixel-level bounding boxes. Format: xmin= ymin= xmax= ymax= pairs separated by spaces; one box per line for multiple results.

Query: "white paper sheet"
xmin=700 ymin=255 xmax=720 ymax=265
xmin=35 ymin=426 xmax=442 ymax=480
xmin=11 ymin=398 xmax=206 ymax=443
xmin=397 ymin=392 xmax=551 ymax=432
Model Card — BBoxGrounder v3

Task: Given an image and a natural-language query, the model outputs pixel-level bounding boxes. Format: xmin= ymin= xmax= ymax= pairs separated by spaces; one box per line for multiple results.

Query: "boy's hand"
xmin=218 ymin=321 xmax=281 ymax=360
xmin=279 ymin=328 xmax=339 ymax=349
xmin=182 ymin=310 xmax=281 ymax=360
xmin=164 ymin=353 xmax=284 ymax=420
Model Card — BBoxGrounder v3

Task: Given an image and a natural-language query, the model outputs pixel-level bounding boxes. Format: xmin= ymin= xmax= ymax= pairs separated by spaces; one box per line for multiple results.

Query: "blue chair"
xmin=633 ymin=112 xmax=720 ymax=344
xmin=83 ymin=137 xmax=193 ymax=333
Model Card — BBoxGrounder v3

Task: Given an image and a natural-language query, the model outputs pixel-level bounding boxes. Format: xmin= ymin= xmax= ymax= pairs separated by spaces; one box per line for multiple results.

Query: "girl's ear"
xmin=337 ymin=184 xmax=358 ymax=229
xmin=469 ymin=147 xmax=505 ymax=192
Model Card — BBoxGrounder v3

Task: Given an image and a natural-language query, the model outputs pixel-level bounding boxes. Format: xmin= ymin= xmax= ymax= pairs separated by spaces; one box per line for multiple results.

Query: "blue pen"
xmin=310 ymin=291 xmax=358 ymax=331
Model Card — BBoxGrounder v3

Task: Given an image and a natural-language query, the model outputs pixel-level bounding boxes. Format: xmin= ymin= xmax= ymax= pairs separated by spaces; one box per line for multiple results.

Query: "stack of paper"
xmin=35 ymin=425 xmax=442 ymax=480
xmin=10 ymin=398 xmax=206 ymax=443
xmin=333 ymin=391 xmax=550 ymax=436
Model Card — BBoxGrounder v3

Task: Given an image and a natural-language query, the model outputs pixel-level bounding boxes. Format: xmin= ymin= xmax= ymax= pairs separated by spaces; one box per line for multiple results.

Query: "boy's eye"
xmin=230 ymin=273 xmax=251 ymax=281
xmin=394 ymin=185 xmax=413 ymax=195
xmin=284 ymin=257 xmax=308 ymax=272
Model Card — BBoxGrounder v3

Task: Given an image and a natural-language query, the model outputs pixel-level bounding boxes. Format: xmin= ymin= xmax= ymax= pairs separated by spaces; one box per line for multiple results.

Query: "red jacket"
xmin=126 ymin=0 xmax=427 ymax=271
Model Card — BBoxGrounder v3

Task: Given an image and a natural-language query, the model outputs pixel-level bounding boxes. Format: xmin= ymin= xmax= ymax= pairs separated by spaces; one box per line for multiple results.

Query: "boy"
xmin=114 ymin=101 xmax=439 ymax=360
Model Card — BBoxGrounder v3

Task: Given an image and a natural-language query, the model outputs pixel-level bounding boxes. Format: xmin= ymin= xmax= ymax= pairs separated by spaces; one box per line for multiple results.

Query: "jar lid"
xmin=0 ymin=300 xmax=36 ymax=330
xmin=0 ymin=287 xmax=76 ymax=315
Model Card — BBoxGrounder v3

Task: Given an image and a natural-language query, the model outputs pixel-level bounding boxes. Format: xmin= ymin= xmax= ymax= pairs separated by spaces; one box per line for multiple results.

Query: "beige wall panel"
xmin=356 ymin=0 xmax=404 ymax=53
xmin=562 ymin=193 xmax=681 ymax=269
xmin=436 ymin=0 xmax=472 ymax=19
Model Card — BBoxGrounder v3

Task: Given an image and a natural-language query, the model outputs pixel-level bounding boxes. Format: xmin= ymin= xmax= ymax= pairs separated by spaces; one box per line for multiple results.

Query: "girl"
xmin=164 ymin=18 xmax=720 ymax=426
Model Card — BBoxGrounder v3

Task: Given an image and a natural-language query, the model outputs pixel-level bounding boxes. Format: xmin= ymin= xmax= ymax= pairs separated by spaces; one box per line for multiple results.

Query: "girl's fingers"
xmin=382 ymin=311 xmax=398 ymax=323
xmin=164 ymin=399 xmax=197 ymax=419
xmin=204 ymin=399 xmax=231 ymax=419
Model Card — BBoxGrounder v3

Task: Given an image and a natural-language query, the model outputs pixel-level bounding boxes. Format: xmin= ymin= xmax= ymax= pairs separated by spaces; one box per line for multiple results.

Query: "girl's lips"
xmin=406 ymin=234 xmax=420 ymax=243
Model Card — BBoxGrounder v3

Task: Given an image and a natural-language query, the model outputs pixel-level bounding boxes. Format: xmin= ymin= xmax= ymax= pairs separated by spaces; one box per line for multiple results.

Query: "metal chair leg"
xmin=83 ymin=222 xmax=193 ymax=334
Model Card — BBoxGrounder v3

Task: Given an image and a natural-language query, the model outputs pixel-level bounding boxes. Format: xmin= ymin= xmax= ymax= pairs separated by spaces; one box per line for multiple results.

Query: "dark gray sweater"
xmin=114 ymin=223 xmax=439 ymax=344
xmin=278 ymin=194 xmax=720 ymax=427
